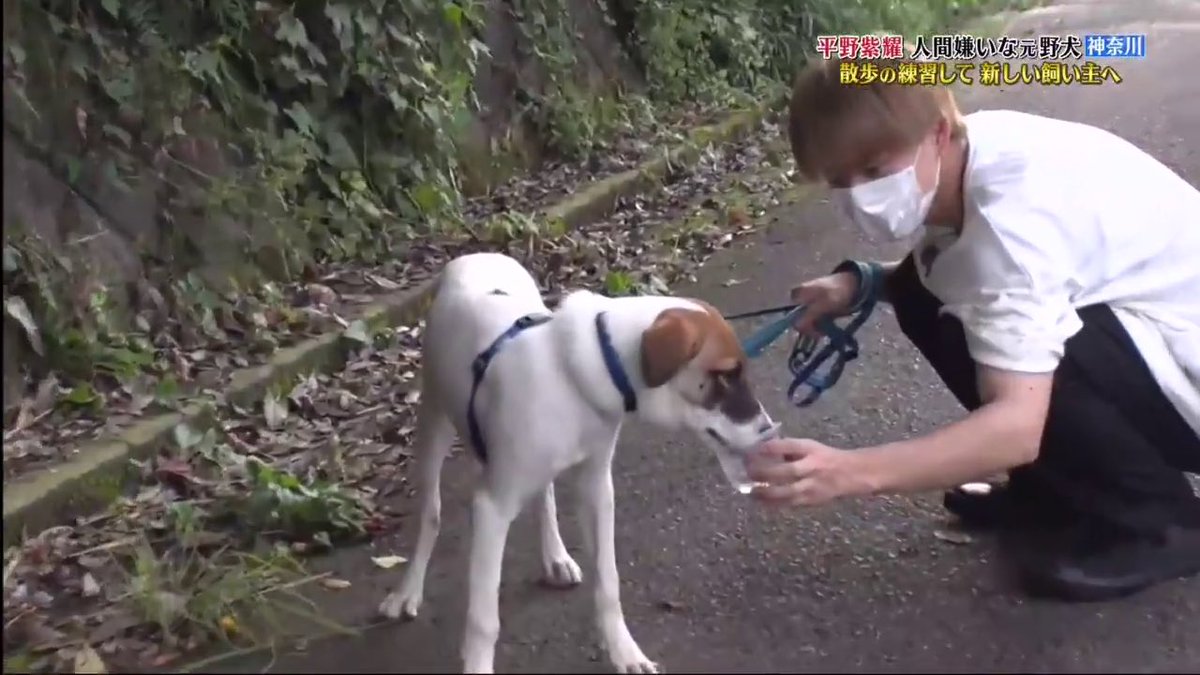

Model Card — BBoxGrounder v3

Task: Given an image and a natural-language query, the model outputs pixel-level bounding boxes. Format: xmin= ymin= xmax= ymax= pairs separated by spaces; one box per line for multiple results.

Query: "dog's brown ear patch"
xmin=687 ymin=299 xmax=748 ymax=365
xmin=640 ymin=308 xmax=704 ymax=388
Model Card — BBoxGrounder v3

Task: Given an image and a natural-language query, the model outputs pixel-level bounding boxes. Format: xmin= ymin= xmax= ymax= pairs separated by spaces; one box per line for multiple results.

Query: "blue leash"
xmin=724 ymin=260 xmax=884 ymax=407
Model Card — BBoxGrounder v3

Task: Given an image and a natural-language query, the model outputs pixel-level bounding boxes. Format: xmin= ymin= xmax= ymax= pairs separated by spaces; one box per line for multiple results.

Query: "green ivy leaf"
xmin=7 ymin=45 xmax=26 ymax=67
xmin=274 ymin=12 xmax=310 ymax=48
xmin=323 ymin=129 xmax=358 ymax=169
xmin=605 ymin=271 xmax=636 ymax=297
xmin=284 ymin=102 xmax=317 ymax=138
xmin=468 ymin=39 xmax=490 ymax=60
xmin=65 ymin=157 xmax=83 ymax=186
xmin=46 ymin=14 xmax=67 ymax=35
xmin=100 ymin=0 xmax=121 ymax=19
xmin=100 ymin=72 xmax=136 ymax=106
xmin=444 ymin=3 xmax=465 ymax=30
xmin=355 ymin=13 xmax=379 ymax=38
xmin=102 ymin=124 xmax=132 ymax=148
xmin=101 ymin=158 xmax=132 ymax=193
xmin=408 ymin=182 xmax=444 ymax=216
xmin=65 ymin=43 xmax=90 ymax=81
xmin=342 ymin=319 xmax=370 ymax=345
xmin=173 ymin=422 xmax=205 ymax=450
xmin=63 ymin=383 xmax=101 ymax=408
xmin=2 ymin=247 xmax=19 ymax=274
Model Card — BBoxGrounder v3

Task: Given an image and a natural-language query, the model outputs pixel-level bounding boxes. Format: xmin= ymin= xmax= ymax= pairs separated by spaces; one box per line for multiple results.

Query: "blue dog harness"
xmin=466 ymin=311 xmax=638 ymax=463
xmin=724 ymin=259 xmax=884 ymax=407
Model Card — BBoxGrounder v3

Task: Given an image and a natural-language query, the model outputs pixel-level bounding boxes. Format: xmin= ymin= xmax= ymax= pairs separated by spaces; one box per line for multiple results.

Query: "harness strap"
xmin=467 ymin=313 xmax=553 ymax=463
xmin=465 ymin=310 xmax=640 ymax=464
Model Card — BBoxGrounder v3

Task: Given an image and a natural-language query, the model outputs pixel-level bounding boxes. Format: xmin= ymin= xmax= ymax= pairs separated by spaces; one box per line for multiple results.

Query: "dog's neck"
xmin=553 ymin=290 xmax=695 ymax=422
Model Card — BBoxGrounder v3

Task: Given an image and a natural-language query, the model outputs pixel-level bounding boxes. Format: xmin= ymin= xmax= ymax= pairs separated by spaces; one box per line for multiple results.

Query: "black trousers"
xmin=887 ymin=255 xmax=1200 ymax=536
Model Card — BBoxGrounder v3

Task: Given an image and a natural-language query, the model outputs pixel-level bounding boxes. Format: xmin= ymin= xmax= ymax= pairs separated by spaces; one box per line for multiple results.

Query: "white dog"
xmin=377 ymin=252 xmax=779 ymax=673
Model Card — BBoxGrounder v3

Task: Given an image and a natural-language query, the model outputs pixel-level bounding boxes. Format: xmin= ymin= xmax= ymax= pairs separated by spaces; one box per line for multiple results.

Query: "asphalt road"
xmin=216 ymin=0 xmax=1200 ymax=672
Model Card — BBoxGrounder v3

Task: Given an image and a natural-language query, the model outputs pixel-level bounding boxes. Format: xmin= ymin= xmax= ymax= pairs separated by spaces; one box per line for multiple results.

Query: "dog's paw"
xmin=461 ymin=646 xmax=495 ymax=674
xmin=540 ymin=553 xmax=583 ymax=589
xmin=377 ymin=588 xmax=422 ymax=620
xmin=613 ymin=655 xmax=661 ymax=674
xmin=462 ymin=660 xmax=495 ymax=675
xmin=609 ymin=643 xmax=660 ymax=674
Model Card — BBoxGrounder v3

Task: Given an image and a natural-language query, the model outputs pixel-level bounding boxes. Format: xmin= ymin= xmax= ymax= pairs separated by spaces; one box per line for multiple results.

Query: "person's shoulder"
xmin=963 ymin=110 xmax=1066 ymax=171
xmin=958 ymin=112 xmax=1081 ymax=252
xmin=963 ymin=108 xmax=1041 ymax=127
xmin=965 ymin=109 xmax=1152 ymax=171
xmin=964 ymin=109 xmax=1093 ymax=137
xmin=962 ymin=111 xmax=1062 ymax=209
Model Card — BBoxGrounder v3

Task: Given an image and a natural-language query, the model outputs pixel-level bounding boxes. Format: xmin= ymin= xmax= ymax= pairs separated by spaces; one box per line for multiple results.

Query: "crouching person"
xmin=748 ymin=56 xmax=1200 ymax=602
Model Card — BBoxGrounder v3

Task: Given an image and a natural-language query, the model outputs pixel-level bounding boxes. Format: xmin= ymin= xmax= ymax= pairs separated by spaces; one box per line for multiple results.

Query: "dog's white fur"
xmin=378 ymin=253 xmax=776 ymax=673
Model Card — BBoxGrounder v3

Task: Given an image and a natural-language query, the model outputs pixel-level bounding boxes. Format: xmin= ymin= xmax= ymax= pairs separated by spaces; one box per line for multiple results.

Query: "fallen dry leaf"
xmin=73 ymin=645 xmax=107 ymax=674
xmin=305 ymin=283 xmax=338 ymax=307
xmin=933 ymin=529 xmax=974 ymax=546
xmin=370 ymin=555 xmax=408 ymax=570
xmin=263 ymin=391 xmax=288 ymax=430
xmin=319 ymin=578 xmax=352 ymax=590
xmin=365 ymin=272 xmax=401 ymax=290
xmin=149 ymin=652 xmax=179 ymax=668
xmin=5 ymin=295 xmax=45 ymax=356
xmin=81 ymin=573 xmax=101 ymax=598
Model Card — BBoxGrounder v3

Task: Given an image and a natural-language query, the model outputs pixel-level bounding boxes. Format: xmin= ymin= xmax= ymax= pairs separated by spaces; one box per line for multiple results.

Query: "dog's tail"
xmin=410 ymin=380 xmax=456 ymax=467
xmin=427 ymin=262 xmax=448 ymax=301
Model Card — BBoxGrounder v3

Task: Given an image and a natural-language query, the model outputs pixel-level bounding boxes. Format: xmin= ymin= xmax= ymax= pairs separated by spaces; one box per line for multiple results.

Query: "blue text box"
xmin=1083 ymin=34 xmax=1146 ymax=58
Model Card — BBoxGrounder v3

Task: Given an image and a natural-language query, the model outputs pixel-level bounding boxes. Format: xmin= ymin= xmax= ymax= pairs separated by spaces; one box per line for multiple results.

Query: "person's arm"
xmin=853 ymin=364 xmax=1053 ymax=496
xmin=873 ymin=259 xmax=904 ymax=305
xmin=877 ymin=259 xmax=903 ymax=278
xmin=854 ymin=186 xmax=1079 ymax=495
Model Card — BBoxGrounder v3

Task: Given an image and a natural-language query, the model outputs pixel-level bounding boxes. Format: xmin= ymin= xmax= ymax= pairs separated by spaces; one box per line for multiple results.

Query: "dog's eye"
xmin=710 ymin=363 xmax=741 ymax=383
xmin=709 ymin=370 xmax=735 ymax=389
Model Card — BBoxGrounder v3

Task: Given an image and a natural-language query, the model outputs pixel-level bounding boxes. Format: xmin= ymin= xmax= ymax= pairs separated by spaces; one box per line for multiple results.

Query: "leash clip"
xmin=785 ymin=317 xmax=863 ymax=407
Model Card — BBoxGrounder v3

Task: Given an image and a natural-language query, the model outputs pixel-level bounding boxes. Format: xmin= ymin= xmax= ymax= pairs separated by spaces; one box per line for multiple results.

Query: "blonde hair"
xmin=787 ymin=56 xmax=966 ymax=182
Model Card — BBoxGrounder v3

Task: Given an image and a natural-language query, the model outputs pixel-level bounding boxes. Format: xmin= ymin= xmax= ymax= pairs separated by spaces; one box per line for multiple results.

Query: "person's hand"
xmin=789 ymin=271 xmax=859 ymax=336
xmin=745 ymin=438 xmax=873 ymax=507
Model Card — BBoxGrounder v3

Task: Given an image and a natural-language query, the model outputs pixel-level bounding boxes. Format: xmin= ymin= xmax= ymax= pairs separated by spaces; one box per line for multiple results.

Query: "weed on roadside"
xmin=2 ymin=415 xmax=376 ymax=673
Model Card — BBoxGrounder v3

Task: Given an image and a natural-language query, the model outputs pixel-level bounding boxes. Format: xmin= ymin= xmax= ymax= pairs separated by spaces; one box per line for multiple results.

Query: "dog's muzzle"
xmin=704 ymin=418 xmax=780 ymax=453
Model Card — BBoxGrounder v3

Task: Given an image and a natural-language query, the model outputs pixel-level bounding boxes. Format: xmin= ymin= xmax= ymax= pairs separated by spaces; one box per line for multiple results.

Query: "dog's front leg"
xmin=539 ymin=482 xmax=583 ymax=588
xmin=462 ymin=488 xmax=519 ymax=674
xmin=579 ymin=450 xmax=660 ymax=674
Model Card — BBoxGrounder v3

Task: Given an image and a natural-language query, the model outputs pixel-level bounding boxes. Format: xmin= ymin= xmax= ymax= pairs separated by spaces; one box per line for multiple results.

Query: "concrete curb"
xmin=538 ymin=101 xmax=777 ymax=229
xmin=2 ymin=94 xmax=784 ymax=548
xmin=1 ymin=286 xmax=437 ymax=548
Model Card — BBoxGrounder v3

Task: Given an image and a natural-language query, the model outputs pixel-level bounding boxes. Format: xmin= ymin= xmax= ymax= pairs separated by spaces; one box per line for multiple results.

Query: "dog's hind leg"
xmin=538 ymin=482 xmax=583 ymax=588
xmin=461 ymin=482 xmax=527 ymax=674
xmin=378 ymin=390 xmax=456 ymax=621
xmin=577 ymin=442 xmax=659 ymax=674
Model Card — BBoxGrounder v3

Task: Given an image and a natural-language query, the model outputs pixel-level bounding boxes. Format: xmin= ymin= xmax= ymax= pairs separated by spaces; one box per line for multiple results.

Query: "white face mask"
xmin=830 ymin=141 xmax=941 ymax=242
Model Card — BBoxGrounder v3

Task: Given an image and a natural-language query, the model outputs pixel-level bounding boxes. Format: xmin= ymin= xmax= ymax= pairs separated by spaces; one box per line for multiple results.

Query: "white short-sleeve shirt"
xmin=914 ymin=110 xmax=1200 ymax=436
